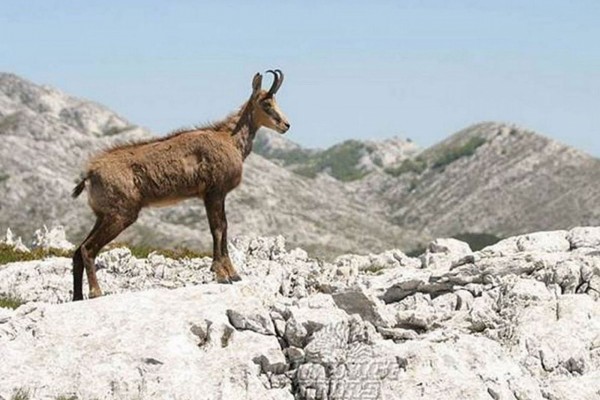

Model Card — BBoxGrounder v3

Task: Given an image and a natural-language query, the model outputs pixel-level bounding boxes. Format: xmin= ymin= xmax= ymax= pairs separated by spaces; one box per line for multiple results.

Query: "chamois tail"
xmin=72 ymin=177 xmax=87 ymax=199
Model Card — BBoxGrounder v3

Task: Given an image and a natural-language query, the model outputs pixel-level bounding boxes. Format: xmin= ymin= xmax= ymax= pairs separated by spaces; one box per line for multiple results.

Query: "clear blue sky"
xmin=1 ymin=1 xmax=599 ymax=154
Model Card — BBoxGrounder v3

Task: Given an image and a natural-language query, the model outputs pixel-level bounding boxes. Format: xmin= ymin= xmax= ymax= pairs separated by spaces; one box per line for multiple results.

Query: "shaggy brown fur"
xmin=71 ymin=70 xmax=289 ymax=301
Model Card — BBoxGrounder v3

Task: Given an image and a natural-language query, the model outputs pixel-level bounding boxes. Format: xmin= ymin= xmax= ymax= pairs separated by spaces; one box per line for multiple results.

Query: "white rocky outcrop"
xmin=0 ymin=228 xmax=29 ymax=252
xmin=32 ymin=225 xmax=75 ymax=251
xmin=1 ymin=227 xmax=600 ymax=399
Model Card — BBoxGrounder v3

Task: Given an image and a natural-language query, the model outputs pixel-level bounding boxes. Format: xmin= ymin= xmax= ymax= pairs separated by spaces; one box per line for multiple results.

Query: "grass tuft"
xmin=0 ymin=244 xmax=72 ymax=265
xmin=363 ymin=264 xmax=387 ymax=275
xmin=107 ymin=243 xmax=211 ymax=260
xmin=10 ymin=388 xmax=30 ymax=400
xmin=0 ymin=294 xmax=25 ymax=309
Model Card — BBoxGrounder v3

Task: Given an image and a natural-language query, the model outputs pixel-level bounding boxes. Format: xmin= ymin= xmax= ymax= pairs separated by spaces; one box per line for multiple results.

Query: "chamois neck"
xmin=222 ymin=101 xmax=259 ymax=160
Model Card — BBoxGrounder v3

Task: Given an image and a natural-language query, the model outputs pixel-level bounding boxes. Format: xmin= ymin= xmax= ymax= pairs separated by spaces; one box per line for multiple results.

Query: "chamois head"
xmin=249 ymin=69 xmax=290 ymax=134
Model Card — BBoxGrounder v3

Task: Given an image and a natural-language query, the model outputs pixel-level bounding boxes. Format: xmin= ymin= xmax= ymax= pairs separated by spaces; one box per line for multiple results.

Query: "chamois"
xmin=71 ymin=70 xmax=290 ymax=301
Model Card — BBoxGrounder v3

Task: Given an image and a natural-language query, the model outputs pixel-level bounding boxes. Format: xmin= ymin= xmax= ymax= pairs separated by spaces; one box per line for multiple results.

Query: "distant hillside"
xmin=0 ymin=73 xmax=427 ymax=257
xmin=254 ymin=131 xmax=419 ymax=181
xmin=361 ymin=122 xmax=600 ymax=242
xmin=256 ymin=122 xmax=600 ymax=248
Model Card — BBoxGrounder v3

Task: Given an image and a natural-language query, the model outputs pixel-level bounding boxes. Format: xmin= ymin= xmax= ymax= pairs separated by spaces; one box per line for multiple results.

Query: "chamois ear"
xmin=251 ymin=73 xmax=262 ymax=95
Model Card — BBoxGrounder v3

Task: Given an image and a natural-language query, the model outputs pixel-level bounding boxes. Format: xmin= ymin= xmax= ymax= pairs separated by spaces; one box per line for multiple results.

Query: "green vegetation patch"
xmin=0 ymin=294 xmax=25 ymax=309
xmin=10 ymin=388 xmax=30 ymax=400
xmin=253 ymin=142 xmax=314 ymax=166
xmin=293 ymin=140 xmax=369 ymax=182
xmin=432 ymin=136 xmax=486 ymax=170
xmin=385 ymin=157 xmax=428 ymax=177
xmin=0 ymin=244 xmax=72 ymax=265
xmin=363 ymin=264 xmax=387 ymax=275
xmin=103 ymin=125 xmax=135 ymax=136
xmin=0 ymin=112 xmax=24 ymax=133
xmin=109 ymin=243 xmax=211 ymax=260
xmin=0 ymin=173 xmax=9 ymax=183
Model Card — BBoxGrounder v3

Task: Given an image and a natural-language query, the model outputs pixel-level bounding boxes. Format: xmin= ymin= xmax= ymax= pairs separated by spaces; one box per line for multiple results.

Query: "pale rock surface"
xmin=31 ymin=225 xmax=75 ymax=251
xmin=420 ymin=237 xmax=472 ymax=271
xmin=1 ymin=227 xmax=600 ymax=399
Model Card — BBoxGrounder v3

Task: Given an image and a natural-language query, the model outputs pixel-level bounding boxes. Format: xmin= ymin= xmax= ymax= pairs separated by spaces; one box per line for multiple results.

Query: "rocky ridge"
xmin=2 ymin=226 xmax=600 ymax=399
xmin=381 ymin=122 xmax=600 ymax=238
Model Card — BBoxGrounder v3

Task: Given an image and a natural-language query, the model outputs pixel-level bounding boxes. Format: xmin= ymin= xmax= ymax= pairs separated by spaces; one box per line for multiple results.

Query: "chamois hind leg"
xmin=219 ymin=198 xmax=241 ymax=282
xmin=81 ymin=211 xmax=138 ymax=299
xmin=73 ymin=216 xmax=103 ymax=301
xmin=204 ymin=193 xmax=236 ymax=283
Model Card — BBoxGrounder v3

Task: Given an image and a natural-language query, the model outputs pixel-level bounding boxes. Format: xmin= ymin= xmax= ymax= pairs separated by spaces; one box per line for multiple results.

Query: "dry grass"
xmin=0 ymin=244 xmax=71 ymax=265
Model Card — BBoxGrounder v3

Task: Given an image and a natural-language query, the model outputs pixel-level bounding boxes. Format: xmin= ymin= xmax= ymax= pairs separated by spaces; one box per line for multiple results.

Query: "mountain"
xmin=379 ymin=122 xmax=600 ymax=239
xmin=257 ymin=122 xmax=600 ymax=248
xmin=0 ymin=73 xmax=427 ymax=257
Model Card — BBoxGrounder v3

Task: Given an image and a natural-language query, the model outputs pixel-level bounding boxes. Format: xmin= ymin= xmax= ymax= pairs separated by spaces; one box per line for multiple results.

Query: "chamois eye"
xmin=262 ymin=102 xmax=272 ymax=109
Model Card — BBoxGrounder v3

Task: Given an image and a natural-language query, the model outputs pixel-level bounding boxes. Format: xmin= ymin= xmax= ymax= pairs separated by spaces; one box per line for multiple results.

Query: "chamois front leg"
xmin=205 ymin=193 xmax=236 ymax=284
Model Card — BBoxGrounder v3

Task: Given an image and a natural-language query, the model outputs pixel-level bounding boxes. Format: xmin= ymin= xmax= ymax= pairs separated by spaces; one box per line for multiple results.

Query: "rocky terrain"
xmin=0 ymin=72 xmax=426 ymax=257
xmin=1 ymin=226 xmax=600 ymax=399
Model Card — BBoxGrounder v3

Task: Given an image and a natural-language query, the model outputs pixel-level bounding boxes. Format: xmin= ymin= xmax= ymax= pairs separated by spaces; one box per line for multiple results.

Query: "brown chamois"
xmin=71 ymin=70 xmax=290 ymax=301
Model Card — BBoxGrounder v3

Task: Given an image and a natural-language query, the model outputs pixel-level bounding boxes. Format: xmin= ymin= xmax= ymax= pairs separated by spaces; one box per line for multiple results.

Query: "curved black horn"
xmin=266 ymin=69 xmax=284 ymax=95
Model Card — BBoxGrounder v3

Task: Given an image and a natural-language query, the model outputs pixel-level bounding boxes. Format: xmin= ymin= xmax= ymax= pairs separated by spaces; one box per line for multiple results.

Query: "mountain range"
xmin=1 ymin=72 xmax=599 ymax=256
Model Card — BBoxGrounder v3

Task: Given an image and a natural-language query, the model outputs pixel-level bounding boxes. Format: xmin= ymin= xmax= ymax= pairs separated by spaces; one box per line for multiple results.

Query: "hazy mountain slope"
xmin=255 ymin=131 xmax=419 ymax=181
xmin=383 ymin=122 xmax=600 ymax=237
xmin=257 ymin=121 xmax=600 ymax=246
xmin=0 ymin=73 xmax=426 ymax=256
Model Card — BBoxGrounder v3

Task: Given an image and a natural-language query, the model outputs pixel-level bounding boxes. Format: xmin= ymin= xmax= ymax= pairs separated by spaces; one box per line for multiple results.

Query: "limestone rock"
xmin=2 ymin=228 xmax=600 ymax=399
xmin=227 ymin=308 xmax=275 ymax=336
xmin=31 ymin=225 xmax=75 ymax=251
xmin=567 ymin=226 xmax=600 ymax=249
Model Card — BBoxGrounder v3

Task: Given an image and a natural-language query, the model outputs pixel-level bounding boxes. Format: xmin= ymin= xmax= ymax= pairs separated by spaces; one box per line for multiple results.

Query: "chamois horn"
xmin=266 ymin=69 xmax=284 ymax=96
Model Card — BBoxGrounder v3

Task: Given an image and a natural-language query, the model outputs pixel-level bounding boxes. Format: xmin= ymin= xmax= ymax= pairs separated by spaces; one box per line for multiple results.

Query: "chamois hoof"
xmin=230 ymin=274 xmax=242 ymax=282
xmin=216 ymin=276 xmax=232 ymax=284
xmin=89 ymin=287 xmax=103 ymax=299
xmin=73 ymin=294 xmax=84 ymax=302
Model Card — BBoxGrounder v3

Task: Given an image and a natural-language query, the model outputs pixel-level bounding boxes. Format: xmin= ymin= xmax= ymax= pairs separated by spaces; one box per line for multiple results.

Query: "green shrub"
xmin=432 ymin=136 xmax=486 ymax=169
xmin=0 ymin=244 xmax=72 ymax=265
xmin=385 ymin=157 xmax=427 ymax=177
xmin=293 ymin=140 xmax=368 ymax=182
